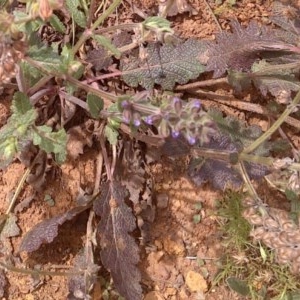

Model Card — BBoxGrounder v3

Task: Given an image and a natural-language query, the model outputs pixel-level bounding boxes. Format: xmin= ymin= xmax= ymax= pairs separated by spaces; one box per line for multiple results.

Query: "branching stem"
xmin=244 ymin=89 xmax=300 ymax=154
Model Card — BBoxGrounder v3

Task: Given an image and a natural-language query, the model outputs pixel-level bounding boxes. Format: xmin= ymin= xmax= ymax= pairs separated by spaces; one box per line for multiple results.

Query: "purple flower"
xmin=134 ymin=119 xmax=141 ymax=127
xmin=122 ymin=116 xmax=130 ymax=124
xmin=121 ymin=100 xmax=130 ymax=108
xmin=144 ymin=116 xmax=153 ymax=125
xmin=187 ymin=135 xmax=196 ymax=145
xmin=192 ymin=99 xmax=201 ymax=109
xmin=172 ymin=130 xmax=180 ymax=138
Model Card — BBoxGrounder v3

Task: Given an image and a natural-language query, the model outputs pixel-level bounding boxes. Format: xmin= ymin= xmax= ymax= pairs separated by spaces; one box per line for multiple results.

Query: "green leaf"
xmin=259 ymin=243 xmax=267 ymax=263
xmin=0 ymin=93 xmax=37 ymax=169
xmin=104 ymin=125 xmax=119 ymax=146
xmin=87 ymin=94 xmax=104 ymax=118
xmin=28 ymin=45 xmax=64 ymax=73
xmin=0 ymin=136 xmax=17 ymax=169
xmin=49 ymin=14 xmax=66 ymax=33
xmin=12 ymin=92 xmax=33 ymax=115
xmin=122 ymin=39 xmax=206 ymax=90
xmin=226 ymin=277 xmax=250 ymax=296
xmin=33 ymin=126 xmax=67 ymax=164
xmin=93 ymin=35 xmax=121 ymax=59
xmin=66 ymin=0 xmax=87 ymax=28
xmin=19 ymin=60 xmax=43 ymax=90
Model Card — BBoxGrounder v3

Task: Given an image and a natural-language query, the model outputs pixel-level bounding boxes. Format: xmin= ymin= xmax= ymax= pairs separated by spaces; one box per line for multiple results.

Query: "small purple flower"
xmin=121 ymin=100 xmax=130 ymax=108
xmin=187 ymin=135 xmax=196 ymax=145
xmin=192 ymin=99 xmax=201 ymax=109
xmin=134 ymin=119 xmax=141 ymax=127
xmin=172 ymin=130 xmax=180 ymax=138
xmin=172 ymin=97 xmax=183 ymax=113
xmin=122 ymin=116 xmax=130 ymax=124
xmin=144 ymin=116 xmax=153 ymax=125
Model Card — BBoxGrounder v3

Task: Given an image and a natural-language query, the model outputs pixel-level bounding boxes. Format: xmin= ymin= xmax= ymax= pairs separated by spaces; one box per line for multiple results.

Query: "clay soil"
xmin=0 ymin=0 xmax=293 ymax=300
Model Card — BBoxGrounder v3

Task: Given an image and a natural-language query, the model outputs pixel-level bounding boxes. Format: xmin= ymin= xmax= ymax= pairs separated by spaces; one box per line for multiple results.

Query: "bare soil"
xmin=0 ymin=1 xmax=288 ymax=300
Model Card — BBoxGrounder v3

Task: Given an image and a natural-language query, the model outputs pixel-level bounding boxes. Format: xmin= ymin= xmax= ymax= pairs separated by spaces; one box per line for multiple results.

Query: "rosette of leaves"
xmin=118 ymin=96 xmax=216 ymax=145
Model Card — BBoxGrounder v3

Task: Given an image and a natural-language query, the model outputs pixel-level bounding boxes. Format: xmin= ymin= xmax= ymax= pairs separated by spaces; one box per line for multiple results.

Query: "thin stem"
xmin=27 ymin=75 xmax=54 ymax=95
xmin=203 ymin=0 xmax=222 ymax=31
xmin=244 ymin=89 xmax=300 ymax=154
xmin=238 ymin=161 xmax=260 ymax=201
xmin=59 ymin=90 xmax=88 ymax=110
xmin=6 ymin=167 xmax=31 ymax=215
xmin=0 ymin=261 xmax=82 ymax=277
xmin=176 ymin=77 xmax=228 ymax=91
xmin=24 ymin=57 xmax=117 ymax=105
xmin=72 ymin=0 xmax=122 ymax=55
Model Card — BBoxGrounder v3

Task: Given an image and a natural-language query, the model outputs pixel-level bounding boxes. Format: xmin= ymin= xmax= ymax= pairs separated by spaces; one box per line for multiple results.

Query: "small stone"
xmin=156 ymin=193 xmax=169 ymax=208
xmin=144 ymin=291 xmax=164 ymax=300
xmin=165 ymin=287 xmax=177 ymax=297
xmin=163 ymin=237 xmax=186 ymax=256
xmin=185 ymin=270 xmax=208 ymax=292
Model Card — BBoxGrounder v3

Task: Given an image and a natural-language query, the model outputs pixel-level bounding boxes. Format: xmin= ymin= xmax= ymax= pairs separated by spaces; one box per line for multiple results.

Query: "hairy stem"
xmin=244 ymin=89 xmax=300 ymax=154
xmin=24 ymin=57 xmax=117 ymax=105
xmin=72 ymin=0 xmax=122 ymax=55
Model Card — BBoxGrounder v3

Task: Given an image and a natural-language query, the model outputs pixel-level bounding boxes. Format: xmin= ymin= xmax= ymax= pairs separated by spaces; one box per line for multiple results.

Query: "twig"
xmin=203 ymin=0 xmax=222 ymax=31
xmin=175 ymin=77 xmax=228 ymax=91
xmin=6 ymin=167 xmax=31 ymax=215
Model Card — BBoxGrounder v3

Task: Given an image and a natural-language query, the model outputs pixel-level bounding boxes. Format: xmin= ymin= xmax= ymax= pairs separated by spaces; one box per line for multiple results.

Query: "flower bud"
xmin=39 ymin=0 xmax=53 ymax=21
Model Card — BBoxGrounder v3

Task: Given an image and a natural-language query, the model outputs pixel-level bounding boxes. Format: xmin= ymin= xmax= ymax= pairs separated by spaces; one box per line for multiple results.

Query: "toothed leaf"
xmin=94 ymin=181 xmax=142 ymax=300
xmin=33 ymin=126 xmax=67 ymax=164
xmin=66 ymin=0 xmax=86 ymax=28
xmin=206 ymin=20 xmax=293 ymax=78
xmin=122 ymin=39 xmax=206 ymax=90
xmin=19 ymin=205 xmax=90 ymax=252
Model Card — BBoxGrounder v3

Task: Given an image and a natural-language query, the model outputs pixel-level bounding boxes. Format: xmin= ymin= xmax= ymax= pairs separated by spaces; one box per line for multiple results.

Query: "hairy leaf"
xmin=27 ymin=45 xmax=64 ymax=73
xmin=86 ymin=48 xmax=113 ymax=71
xmin=49 ymin=14 xmax=66 ymax=33
xmin=208 ymin=109 xmax=270 ymax=156
xmin=94 ymin=181 xmax=142 ymax=300
xmin=87 ymin=94 xmax=103 ymax=119
xmin=117 ymin=140 xmax=146 ymax=204
xmin=19 ymin=205 xmax=90 ymax=252
xmin=0 ymin=93 xmax=37 ymax=169
xmin=93 ymin=35 xmax=121 ymax=59
xmin=66 ymin=0 xmax=86 ymax=28
xmin=68 ymin=249 xmax=100 ymax=300
xmin=122 ymin=39 xmax=206 ymax=90
xmin=228 ymin=61 xmax=300 ymax=101
xmin=206 ymin=20 xmax=294 ymax=78
xmin=33 ymin=126 xmax=67 ymax=164
xmin=104 ymin=125 xmax=119 ymax=146
xmin=188 ymin=112 xmax=270 ymax=190
xmin=227 ymin=277 xmax=250 ymax=296
xmin=271 ymin=1 xmax=300 ymax=44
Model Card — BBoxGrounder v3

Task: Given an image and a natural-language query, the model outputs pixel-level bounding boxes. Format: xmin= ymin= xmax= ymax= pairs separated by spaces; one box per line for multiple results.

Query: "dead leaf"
xmin=68 ymin=249 xmax=100 ymax=300
xmin=67 ymin=125 xmax=93 ymax=159
xmin=93 ymin=181 xmax=142 ymax=300
xmin=0 ymin=270 xmax=7 ymax=297
xmin=19 ymin=205 xmax=91 ymax=253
